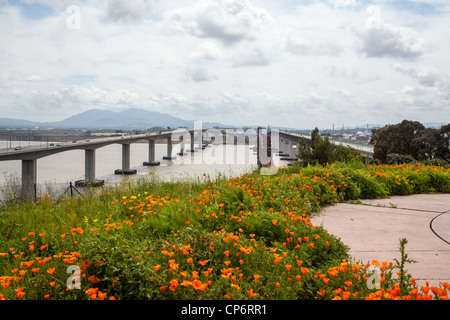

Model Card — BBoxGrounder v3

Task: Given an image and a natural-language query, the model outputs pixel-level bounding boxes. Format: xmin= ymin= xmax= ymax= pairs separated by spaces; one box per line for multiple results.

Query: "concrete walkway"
xmin=310 ymin=193 xmax=450 ymax=289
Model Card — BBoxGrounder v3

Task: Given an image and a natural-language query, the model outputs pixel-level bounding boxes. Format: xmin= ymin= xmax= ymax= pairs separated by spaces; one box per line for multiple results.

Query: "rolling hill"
xmin=0 ymin=108 xmax=231 ymax=130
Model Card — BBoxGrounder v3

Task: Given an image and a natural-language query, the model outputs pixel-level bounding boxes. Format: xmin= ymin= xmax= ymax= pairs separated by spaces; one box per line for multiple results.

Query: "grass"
xmin=0 ymin=162 xmax=449 ymax=300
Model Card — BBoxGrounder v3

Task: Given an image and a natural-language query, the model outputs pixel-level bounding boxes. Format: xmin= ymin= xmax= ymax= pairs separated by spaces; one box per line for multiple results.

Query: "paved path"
xmin=310 ymin=193 xmax=450 ymax=289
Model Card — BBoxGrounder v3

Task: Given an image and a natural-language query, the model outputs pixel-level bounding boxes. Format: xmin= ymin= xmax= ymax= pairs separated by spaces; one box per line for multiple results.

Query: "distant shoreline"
xmin=0 ymin=134 xmax=172 ymax=144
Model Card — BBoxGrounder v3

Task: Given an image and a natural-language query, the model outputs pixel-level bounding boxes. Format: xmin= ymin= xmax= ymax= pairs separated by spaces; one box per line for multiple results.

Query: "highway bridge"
xmin=0 ymin=129 xmax=207 ymax=201
xmin=0 ymin=128 xmax=373 ymax=202
xmin=278 ymin=130 xmax=374 ymax=159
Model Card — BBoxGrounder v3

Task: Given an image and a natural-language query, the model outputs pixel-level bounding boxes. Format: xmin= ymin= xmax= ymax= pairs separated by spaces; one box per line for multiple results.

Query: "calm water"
xmin=0 ymin=141 xmax=288 ymax=197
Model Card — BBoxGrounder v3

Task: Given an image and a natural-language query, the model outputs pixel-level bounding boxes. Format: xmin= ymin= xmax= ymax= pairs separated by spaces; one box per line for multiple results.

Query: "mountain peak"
xmin=0 ymin=108 xmax=230 ymax=130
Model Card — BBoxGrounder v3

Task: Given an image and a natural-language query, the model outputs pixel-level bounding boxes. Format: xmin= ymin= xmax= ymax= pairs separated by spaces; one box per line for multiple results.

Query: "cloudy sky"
xmin=0 ymin=0 xmax=449 ymax=129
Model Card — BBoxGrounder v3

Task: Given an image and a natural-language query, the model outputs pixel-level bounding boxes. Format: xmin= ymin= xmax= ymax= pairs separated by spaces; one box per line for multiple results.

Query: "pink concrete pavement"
xmin=310 ymin=193 xmax=450 ymax=289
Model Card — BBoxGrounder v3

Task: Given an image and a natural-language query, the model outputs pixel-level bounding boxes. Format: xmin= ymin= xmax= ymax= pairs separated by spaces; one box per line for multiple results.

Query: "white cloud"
xmin=354 ymin=23 xmax=426 ymax=59
xmin=285 ymin=31 xmax=344 ymax=56
xmin=231 ymin=48 xmax=270 ymax=67
xmin=189 ymin=41 xmax=223 ymax=61
xmin=184 ymin=64 xmax=218 ymax=82
xmin=0 ymin=0 xmax=449 ymax=129
xmin=331 ymin=0 xmax=357 ymax=9
xmin=393 ymin=64 xmax=442 ymax=87
xmin=25 ymin=75 xmax=46 ymax=82
xmin=164 ymin=0 xmax=274 ymax=45
xmin=101 ymin=0 xmax=158 ymax=24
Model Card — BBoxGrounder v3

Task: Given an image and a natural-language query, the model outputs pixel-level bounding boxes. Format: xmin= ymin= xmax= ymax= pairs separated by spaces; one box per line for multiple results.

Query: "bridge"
xmin=277 ymin=130 xmax=374 ymax=160
xmin=0 ymin=129 xmax=208 ymax=201
xmin=0 ymin=128 xmax=374 ymax=202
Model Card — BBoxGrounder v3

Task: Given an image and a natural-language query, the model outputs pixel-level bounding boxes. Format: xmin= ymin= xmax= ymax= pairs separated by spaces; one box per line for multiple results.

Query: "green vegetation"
xmin=370 ymin=120 xmax=450 ymax=164
xmin=0 ymin=162 xmax=449 ymax=300
xmin=296 ymin=127 xmax=365 ymax=166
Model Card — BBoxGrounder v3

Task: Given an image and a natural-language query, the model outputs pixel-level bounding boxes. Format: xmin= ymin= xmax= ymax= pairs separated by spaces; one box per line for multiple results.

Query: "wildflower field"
xmin=0 ymin=162 xmax=449 ymax=301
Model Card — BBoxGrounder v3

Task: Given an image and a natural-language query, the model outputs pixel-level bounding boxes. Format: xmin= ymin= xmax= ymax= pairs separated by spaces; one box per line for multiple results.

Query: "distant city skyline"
xmin=1 ymin=0 xmax=449 ymax=129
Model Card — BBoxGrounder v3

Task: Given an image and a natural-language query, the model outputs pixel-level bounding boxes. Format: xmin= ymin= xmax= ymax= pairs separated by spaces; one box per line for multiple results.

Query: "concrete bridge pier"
xmin=115 ymin=144 xmax=137 ymax=175
xmin=163 ymin=136 xmax=176 ymax=160
xmin=143 ymin=140 xmax=160 ymax=166
xmin=189 ymin=131 xmax=196 ymax=152
xmin=21 ymin=159 xmax=36 ymax=202
xmin=177 ymin=136 xmax=187 ymax=156
xmin=85 ymin=149 xmax=96 ymax=183
xmin=191 ymin=132 xmax=195 ymax=152
xmin=75 ymin=149 xmax=104 ymax=187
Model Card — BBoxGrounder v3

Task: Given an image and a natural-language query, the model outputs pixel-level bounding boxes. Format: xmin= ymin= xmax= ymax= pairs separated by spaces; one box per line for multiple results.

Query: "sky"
xmin=0 ymin=0 xmax=449 ymax=130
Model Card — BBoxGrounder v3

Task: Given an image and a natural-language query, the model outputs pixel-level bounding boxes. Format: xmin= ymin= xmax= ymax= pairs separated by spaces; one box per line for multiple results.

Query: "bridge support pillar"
xmin=178 ymin=136 xmax=187 ymax=156
xmin=85 ymin=149 xmax=96 ymax=182
xmin=163 ymin=136 xmax=176 ymax=160
xmin=21 ymin=159 xmax=36 ymax=202
xmin=115 ymin=144 xmax=137 ymax=175
xmin=75 ymin=149 xmax=104 ymax=188
xmin=189 ymin=131 xmax=197 ymax=152
xmin=143 ymin=140 xmax=160 ymax=166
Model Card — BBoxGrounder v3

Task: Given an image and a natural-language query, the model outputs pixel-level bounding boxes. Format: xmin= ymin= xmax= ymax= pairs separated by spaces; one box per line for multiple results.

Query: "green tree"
xmin=296 ymin=127 xmax=334 ymax=166
xmin=331 ymin=145 xmax=364 ymax=163
xmin=370 ymin=120 xmax=424 ymax=162
xmin=371 ymin=120 xmax=450 ymax=163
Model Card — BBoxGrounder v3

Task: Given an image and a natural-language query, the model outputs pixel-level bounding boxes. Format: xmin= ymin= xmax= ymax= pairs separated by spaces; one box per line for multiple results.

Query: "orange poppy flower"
xmin=98 ymin=291 xmax=107 ymax=300
xmin=85 ymin=288 xmax=98 ymax=295
xmin=169 ymin=279 xmax=179 ymax=291
xmin=301 ymin=267 xmax=310 ymax=275
xmin=342 ymin=291 xmax=351 ymax=300
xmin=246 ymin=289 xmax=257 ymax=298
xmin=153 ymin=265 xmax=161 ymax=272
xmin=192 ymin=280 xmax=208 ymax=291
xmin=285 ymin=265 xmax=292 ymax=271
xmin=181 ymin=280 xmax=192 ymax=287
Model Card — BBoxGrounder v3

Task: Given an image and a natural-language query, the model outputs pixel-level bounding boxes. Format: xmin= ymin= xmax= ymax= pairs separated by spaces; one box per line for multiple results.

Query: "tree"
xmin=313 ymin=136 xmax=334 ymax=165
xmin=370 ymin=120 xmax=450 ymax=163
xmin=296 ymin=127 xmax=333 ymax=166
xmin=370 ymin=120 xmax=424 ymax=162
xmin=332 ymin=145 xmax=364 ymax=163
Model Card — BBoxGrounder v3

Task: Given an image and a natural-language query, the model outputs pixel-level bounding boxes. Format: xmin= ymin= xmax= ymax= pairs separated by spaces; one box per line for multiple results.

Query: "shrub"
xmin=387 ymin=153 xmax=416 ymax=165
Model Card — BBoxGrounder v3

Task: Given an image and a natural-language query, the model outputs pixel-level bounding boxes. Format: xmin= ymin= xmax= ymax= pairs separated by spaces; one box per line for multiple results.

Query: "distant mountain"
xmin=0 ymin=108 xmax=232 ymax=130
